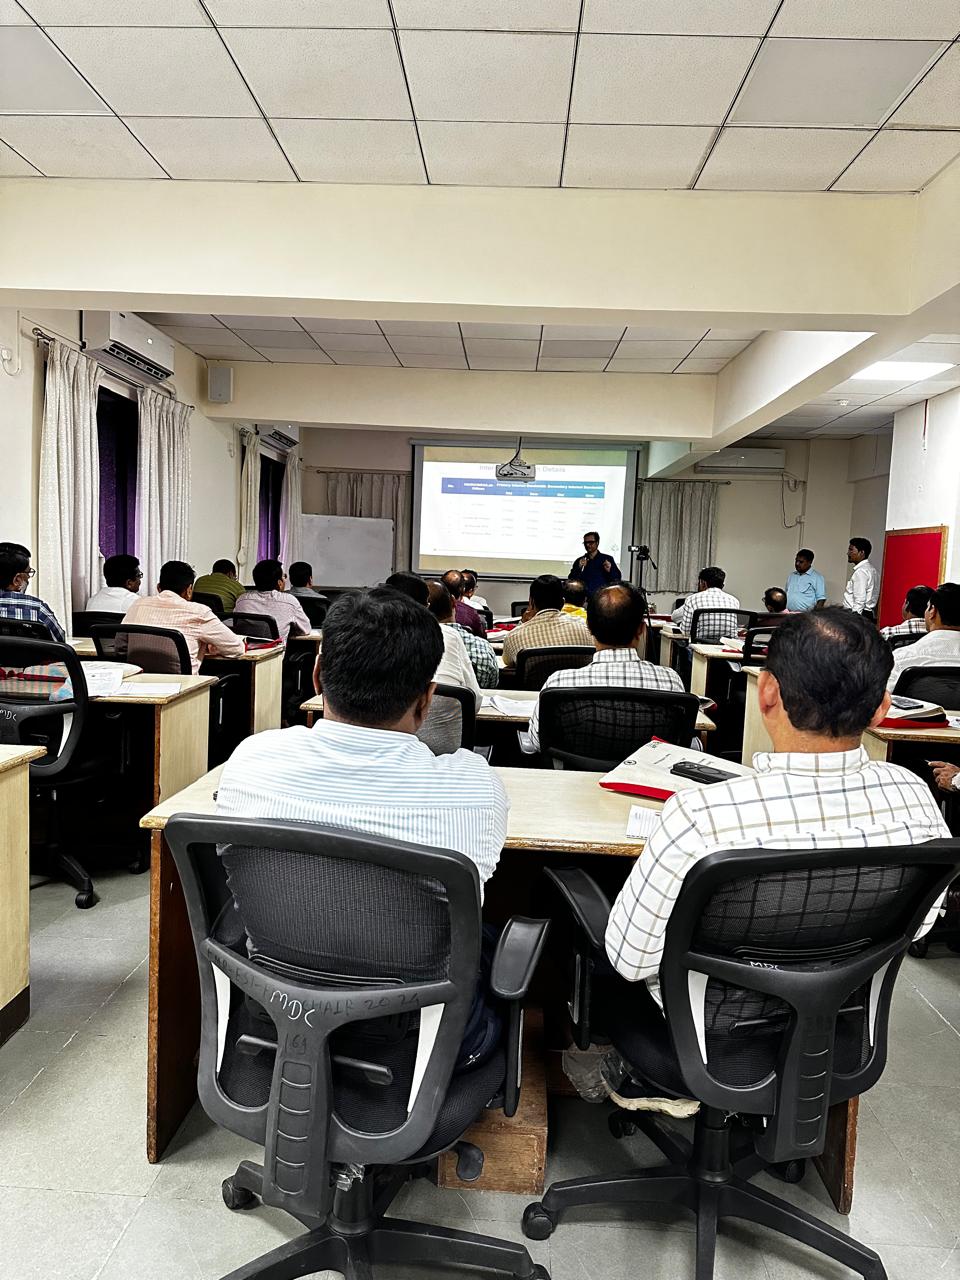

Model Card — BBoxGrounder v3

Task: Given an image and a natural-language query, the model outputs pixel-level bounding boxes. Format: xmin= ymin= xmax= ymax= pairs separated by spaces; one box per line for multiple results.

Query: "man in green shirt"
xmin=193 ymin=559 xmax=246 ymax=612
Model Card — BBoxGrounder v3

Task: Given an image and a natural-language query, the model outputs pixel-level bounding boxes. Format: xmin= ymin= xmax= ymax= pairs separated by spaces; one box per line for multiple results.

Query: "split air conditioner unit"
xmin=694 ymin=447 xmax=786 ymax=474
xmin=261 ymin=426 xmax=299 ymax=453
xmin=83 ymin=311 xmax=175 ymax=383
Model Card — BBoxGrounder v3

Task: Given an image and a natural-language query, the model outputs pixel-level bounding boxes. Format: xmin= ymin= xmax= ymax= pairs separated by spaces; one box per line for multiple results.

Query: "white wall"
xmin=888 ymin=390 xmax=960 ymax=580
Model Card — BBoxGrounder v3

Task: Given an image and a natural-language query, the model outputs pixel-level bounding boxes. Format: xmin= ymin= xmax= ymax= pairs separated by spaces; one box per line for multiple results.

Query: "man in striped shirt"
xmin=528 ymin=583 xmax=683 ymax=750
xmin=123 ymin=560 xmax=244 ymax=673
xmin=880 ymin=584 xmax=934 ymax=643
xmin=216 ymin=587 xmax=508 ymax=893
xmin=606 ymin=608 xmax=949 ymax=1004
xmin=671 ymin=567 xmax=741 ymax=641
xmin=0 ymin=542 xmax=65 ymax=641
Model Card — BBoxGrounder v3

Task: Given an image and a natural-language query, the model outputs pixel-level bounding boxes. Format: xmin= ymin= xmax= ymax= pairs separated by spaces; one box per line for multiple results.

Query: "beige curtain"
xmin=308 ymin=470 xmax=411 ymax=571
xmin=236 ymin=430 xmax=260 ymax=580
xmin=278 ymin=449 xmax=303 ymax=570
xmin=634 ymin=480 xmax=718 ymax=602
xmin=136 ymin=389 xmax=192 ymax=593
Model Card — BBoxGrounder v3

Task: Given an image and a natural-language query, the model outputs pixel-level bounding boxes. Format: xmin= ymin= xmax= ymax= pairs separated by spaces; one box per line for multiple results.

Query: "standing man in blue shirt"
xmin=569 ymin=531 xmax=621 ymax=595
xmin=785 ymin=548 xmax=826 ymax=613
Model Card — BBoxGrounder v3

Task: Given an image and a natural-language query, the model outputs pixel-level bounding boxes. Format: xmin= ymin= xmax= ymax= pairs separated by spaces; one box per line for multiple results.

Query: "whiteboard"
xmin=300 ymin=515 xmax=394 ymax=589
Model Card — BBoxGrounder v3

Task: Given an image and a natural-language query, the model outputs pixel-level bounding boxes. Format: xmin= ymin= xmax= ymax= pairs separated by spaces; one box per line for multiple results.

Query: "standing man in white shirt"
xmin=843 ymin=538 xmax=880 ymax=618
xmin=887 ymin=581 xmax=960 ymax=691
xmin=85 ymin=554 xmax=142 ymax=613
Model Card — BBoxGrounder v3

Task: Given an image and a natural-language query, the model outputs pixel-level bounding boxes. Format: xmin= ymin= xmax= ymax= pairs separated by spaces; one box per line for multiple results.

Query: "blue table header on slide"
xmin=442 ymin=478 xmax=606 ymax=499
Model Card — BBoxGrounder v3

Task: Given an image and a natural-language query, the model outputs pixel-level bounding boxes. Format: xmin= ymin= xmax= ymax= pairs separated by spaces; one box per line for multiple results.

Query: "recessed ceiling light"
xmin=838 ymin=399 xmax=849 ymax=405
xmin=852 ymin=360 xmax=953 ymax=381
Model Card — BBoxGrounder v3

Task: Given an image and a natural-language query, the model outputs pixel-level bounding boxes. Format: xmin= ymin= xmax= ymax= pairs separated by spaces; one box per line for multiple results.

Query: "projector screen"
xmin=413 ymin=444 xmax=637 ymax=579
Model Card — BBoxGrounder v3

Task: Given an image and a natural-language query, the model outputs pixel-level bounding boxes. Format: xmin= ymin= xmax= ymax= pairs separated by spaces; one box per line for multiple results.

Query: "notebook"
xmin=600 ymin=740 xmax=755 ymax=802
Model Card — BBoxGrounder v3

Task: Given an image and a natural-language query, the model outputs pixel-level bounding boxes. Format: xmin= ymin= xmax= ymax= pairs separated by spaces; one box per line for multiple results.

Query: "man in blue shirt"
xmin=785 ymin=548 xmax=826 ymax=613
xmin=0 ymin=541 xmax=66 ymax=641
xmin=569 ymin=531 xmax=622 ymax=595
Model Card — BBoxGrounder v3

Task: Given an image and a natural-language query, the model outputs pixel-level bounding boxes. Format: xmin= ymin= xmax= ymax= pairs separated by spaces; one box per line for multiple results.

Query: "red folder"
xmin=599 ymin=780 xmax=675 ymax=801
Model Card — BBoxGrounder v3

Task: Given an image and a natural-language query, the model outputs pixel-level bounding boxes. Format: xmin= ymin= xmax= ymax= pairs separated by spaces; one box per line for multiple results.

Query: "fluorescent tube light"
xmin=852 ymin=360 xmax=954 ymax=381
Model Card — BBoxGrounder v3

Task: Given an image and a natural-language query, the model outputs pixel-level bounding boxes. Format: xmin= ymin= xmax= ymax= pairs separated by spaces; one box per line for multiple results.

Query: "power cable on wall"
xmin=780 ymin=472 xmax=805 ymax=530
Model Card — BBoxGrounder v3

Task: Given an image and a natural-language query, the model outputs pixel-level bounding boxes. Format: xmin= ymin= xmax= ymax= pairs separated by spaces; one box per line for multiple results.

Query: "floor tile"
xmin=147 ymin=1104 xmax=265 ymax=1205
xmin=0 ymin=1028 xmax=74 ymax=1112
xmin=0 ymin=1185 xmax=138 ymax=1280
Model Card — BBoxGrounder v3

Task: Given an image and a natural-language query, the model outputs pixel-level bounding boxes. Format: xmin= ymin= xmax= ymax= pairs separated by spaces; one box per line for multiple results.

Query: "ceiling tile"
xmin=316 ymin=333 xmax=393 ymax=353
xmin=329 ymin=351 xmax=399 ymax=366
xmin=0 ymin=1 xmax=33 ymax=22
xmin=889 ymin=43 xmax=960 ymax=128
xmin=730 ymin=38 xmax=944 ymax=127
xmin=542 ymin=324 xmax=624 ymax=340
xmin=468 ymin=355 xmax=538 ymax=370
xmin=704 ymin=327 xmax=762 ymax=340
xmin=420 ymin=121 xmax=564 ymax=186
xmin=888 ymin=341 xmax=960 ymax=362
xmin=238 ymin=329 xmax=319 ymax=349
xmin=538 ymin=356 xmax=610 ymax=370
xmin=206 ymin=0 xmax=392 ymax=24
xmin=160 ymin=325 xmax=249 ymax=346
xmin=563 ymin=123 xmax=714 ymax=187
xmin=920 ymin=333 xmax=960 ymax=342
xmin=270 ymin=119 xmax=424 ymax=183
xmin=393 ymin=1 xmax=581 ymax=29
xmin=464 ymin=338 xmax=540 ymax=358
xmin=397 ymin=353 xmax=468 ymax=368
xmin=0 ymin=115 xmax=164 ymax=176
xmin=196 ymin=347 xmax=266 ymax=361
xmin=296 ymin=317 xmax=381 ymax=334
xmin=616 ymin=340 xmax=697 ymax=357
xmin=215 ymin=315 xmax=301 ymax=331
xmin=387 ymin=335 xmax=464 ymax=355
xmin=676 ymin=357 xmax=729 ymax=372
xmin=225 ymin=28 xmax=411 ymax=118
xmin=697 ymin=125 xmax=869 ymax=190
xmin=0 ymin=28 xmax=109 ymax=113
xmin=695 ymin=339 xmax=751 ymax=356
xmin=771 ymin=0 xmax=960 ymax=39
xmin=0 ymin=137 xmax=40 ymax=175
xmin=47 ymin=27 xmax=258 ymax=116
xmin=623 ymin=325 xmax=706 ymax=340
xmin=255 ymin=348 xmax=333 ymax=363
xmin=606 ymin=358 xmax=679 ymax=372
xmin=23 ymin=0 xmax=207 ymax=22
xmin=833 ymin=129 xmax=960 ymax=190
xmin=571 ymin=35 xmax=758 ymax=125
xmin=461 ymin=323 xmax=542 ymax=339
xmin=583 ymin=0 xmax=780 ymax=36
xmin=140 ymin=313 xmax=224 ymax=328
xmin=399 ymin=30 xmax=575 ymax=122
xmin=125 ymin=117 xmax=295 ymax=181
xmin=540 ymin=339 xmax=618 ymax=357
xmin=380 ymin=321 xmax=460 ymax=337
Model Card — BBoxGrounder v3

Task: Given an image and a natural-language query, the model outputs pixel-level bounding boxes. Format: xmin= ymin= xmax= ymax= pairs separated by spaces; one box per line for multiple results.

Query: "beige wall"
xmin=300 ymin=426 xmax=413 ymax=473
xmin=888 ymin=389 xmax=960 ymax=581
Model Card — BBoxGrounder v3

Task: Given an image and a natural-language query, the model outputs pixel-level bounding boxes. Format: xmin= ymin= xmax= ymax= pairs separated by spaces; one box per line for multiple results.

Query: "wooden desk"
xmin=689 ymin=642 xmax=753 ymax=699
xmin=659 ymin=627 xmax=686 ymax=672
xmin=0 ymin=746 xmax=45 ymax=1047
xmin=203 ymin=645 xmax=283 ymax=735
xmin=66 ymin=635 xmax=96 ymax=658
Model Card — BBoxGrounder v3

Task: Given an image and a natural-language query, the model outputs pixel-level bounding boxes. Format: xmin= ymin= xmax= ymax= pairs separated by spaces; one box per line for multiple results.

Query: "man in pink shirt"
xmin=123 ymin=560 xmax=245 ymax=673
xmin=233 ymin=558 xmax=311 ymax=640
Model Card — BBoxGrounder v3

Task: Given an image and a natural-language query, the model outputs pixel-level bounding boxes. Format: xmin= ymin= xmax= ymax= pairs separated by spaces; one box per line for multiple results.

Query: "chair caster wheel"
xmin=522 ymin=1203 xmax=556 ymax=1241
xmin=947 ymin=940 xmax=960 ymax=954
xmin=222 ymin=1177 xmax=257 ymax=1211
xmin=769 ymin=1158 xmax=806 ymax=1184
xmin=530 ymin=1267 xmax=551 ymax=1279
xmin=908 ymin=940 xmax=929 ymax=959
xmin=75 ymin=890 xmax=98 ymax=909
xmin=608 ymin=1112 xmax=637 ymax=1140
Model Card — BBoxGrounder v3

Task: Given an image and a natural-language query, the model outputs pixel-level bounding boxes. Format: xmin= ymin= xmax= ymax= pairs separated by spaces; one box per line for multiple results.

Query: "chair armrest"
xmin=491 ymin=916 xmax=550 ymax=1001
xmin=545 ymin=866 xmax=612 ymax=954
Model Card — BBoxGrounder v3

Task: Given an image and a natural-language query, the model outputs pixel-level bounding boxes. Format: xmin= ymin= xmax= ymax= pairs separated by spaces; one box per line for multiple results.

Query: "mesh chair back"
xmin=0 ymin=636 xmax=89 ymax=779
xmin=164 ymin=814 xmax=482 ymax=1224
xmin=91 ymin=623 xmax=191 ymax=674
xmin=297 ymin=595 xmax=328 ymax=629
xmin=538 ymin=686 xmax=700 ymax=771
xmin=0 ymin=617 xmax=56 ymax=641
xmin=689 ymin=608 xmax=757 ymax=643
xmin=658 ymin=840 xmax=960 ymax=1165
xmin=416 ymin=682 xmax=476 ymax=755
xmin=192 ymin=591 xmax=225 ymax=617
xmin=511 ymin=601 xmax=527 ymax=617
xmin=893 ymin=665 xmax=960 ymax=707
xmin=515 ymin=645 xmax=594 ymax=691
xmin=478 ymin=605 xmax=494 ymax=631
xmin=71 ymin=610 xmax=124 ymax=637
xmin=741 ymin=627 xmax=776 ymax=667
xmin=887 ymin=631 xmax=922 ymax=652
xmin=231 ymin=612 xmax=280 ymax=641
xmin=673 ymin=597 xmax=686 ymax=611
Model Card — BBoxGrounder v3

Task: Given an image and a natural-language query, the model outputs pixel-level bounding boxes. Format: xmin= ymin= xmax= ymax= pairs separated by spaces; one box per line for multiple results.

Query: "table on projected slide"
xmin=140 ymin=762 xmax=860 ymax=1212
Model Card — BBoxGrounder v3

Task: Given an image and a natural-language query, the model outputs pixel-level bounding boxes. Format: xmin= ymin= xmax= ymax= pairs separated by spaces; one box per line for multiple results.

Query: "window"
xmin=97 ymin=386 xmax=138 ymax=558
xmin=257 ymin=454 xmax=284 ymax=561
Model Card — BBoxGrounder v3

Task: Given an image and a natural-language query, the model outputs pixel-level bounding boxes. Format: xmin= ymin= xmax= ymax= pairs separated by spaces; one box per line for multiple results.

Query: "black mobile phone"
xmin=669 ymin=761 xmax=738 ymax=785
xmin=890 ymin=695 xmax=924 ymax=711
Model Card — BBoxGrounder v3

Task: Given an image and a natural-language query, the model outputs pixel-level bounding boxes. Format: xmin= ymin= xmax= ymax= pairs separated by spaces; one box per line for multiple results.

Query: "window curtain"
xmin=278 ymin=449 xmax=303 ymax=570
xmin=135 ymin=388 xmax=192 ymax=593
xmin=37 ymin=340 xmax=103 ymax=625
xmin=236 ymin=430 xmax=260 ymax=581
xmin=634 ymin=480 xmax=718 ymax=600
xmin=308 ymin=469 xmax=411 ymax=571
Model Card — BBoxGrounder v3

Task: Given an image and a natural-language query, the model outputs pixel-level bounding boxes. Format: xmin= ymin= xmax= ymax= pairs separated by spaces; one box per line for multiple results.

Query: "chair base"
xmin=218 ymin=1160 xmax=549 ymax=1280
xmin=32 ymin=846 xmax=99 ymax=909
xmin=524 ymin=1108 xmax=885 ymax=1280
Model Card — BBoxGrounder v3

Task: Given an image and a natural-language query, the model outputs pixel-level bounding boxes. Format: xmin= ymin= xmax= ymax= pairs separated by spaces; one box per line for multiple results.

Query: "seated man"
xmin=671 ymin=566 xmax=741 ymax=641
xmin=287 ymin=560 xmax=329 ymax=603
xmin=606 ymin=609 xmax=949 ymax=1008
xmin=442 ymin=569 xmax=485 ymax=637
xmin=561 ymin=579 xmax=588 ymax=619
xmin=761 ymin=587 xmax=788 ymax=615
xmin=502 ymin=574 xmax=592 ymax=669
xmin=424 ymin=581 xmax=483 ymax=704
xmin=384 ymin=571 xmax=428 ymax=603
xmin=528 ymin=584 xmax=684 ymax=751
xmin=881 ymin=584 xmax=934 ymax=642
xmin=193 ymin=559 xmax=246 ymax=612
xmin=233 ymin=559 xmax=310 ymax=640
xmin=461 ymin=569 xmax=488 ymax=614
xmin=86 ymin=554 xmax=142 ymax=613
xmin=431 ymin=580 xmax=498 ymax=689
xmin=0 ymin=541 xmax=65 ymax=641
xmin=216 ymin=587 xmax=507 ymax=893
xmin=123 ymin=559 xmax=245 ymax=673
xmin=887 ymin=581 xmax=960 ymax=691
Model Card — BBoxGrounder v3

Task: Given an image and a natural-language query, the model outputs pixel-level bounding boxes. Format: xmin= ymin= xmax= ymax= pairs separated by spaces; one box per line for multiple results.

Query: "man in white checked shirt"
xmin=606 ymin=608 xmax=950 ymax=1007
xmin=671 ymin=566 xmax=741 ymax=640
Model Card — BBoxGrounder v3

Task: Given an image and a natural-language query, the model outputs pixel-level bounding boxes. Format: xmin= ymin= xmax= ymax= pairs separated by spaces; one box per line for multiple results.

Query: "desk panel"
xmin=0 ymin=747 xmax=45 ymax=1046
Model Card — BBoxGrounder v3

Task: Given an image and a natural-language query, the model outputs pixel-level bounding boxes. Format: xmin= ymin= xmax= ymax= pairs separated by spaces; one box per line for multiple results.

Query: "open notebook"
xmin=600 ymin=740 xmax=755 ymax=802
xmin=879 ymin=696 xmax=949 ymax=729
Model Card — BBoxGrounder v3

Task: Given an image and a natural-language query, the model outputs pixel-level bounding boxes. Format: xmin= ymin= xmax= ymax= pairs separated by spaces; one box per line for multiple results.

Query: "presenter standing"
xmin=569 ymin=531 xmax=622 ymax=594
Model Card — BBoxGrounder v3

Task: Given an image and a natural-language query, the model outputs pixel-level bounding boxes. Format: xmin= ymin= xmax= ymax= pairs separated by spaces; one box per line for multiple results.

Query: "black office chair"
xmin=192 ymin=591 xmax=226 ymax=618
xmin=511 ymin=601 xmax=528 ymax=617
xmin=689 ymin=609 xmax=757 ymax=644
xmin=0 ymin=617 xmax=57 ymax=641
xmin=230 ymin=612 xmax=280 ymax=641
xmin=537 ymin=687 xmax=700 ymax=771
xmin=740 ymin=627 xmax=776 ymax=668
xmin=525 ymin=840 xmax=960 ymax=1280
xmin=0 ymin=636 xmax=107 ymax=907
xmin=164 ymin=813 xmax=550 ymax=1280
xmin=71 ymin=610 xmax=124 ymax=637
xmin=893 ymin=665 xmax=960 ymax=706
xmin=673 ymin=597 xmax=686 ymax=611
xmin=515 ymin=646 xmax=594 ymax=691
xmin=416 ymin=682 xmax=482 ymax=756
xmin=479 ymin=605 xmax=494 ymax=631
xmin=91 ymin=622 xmax=191 ymax=673
xmin=296 ymin=594 xmax=328 ymax=629
xmin=886 ymin=631 xmax=922 ymax=652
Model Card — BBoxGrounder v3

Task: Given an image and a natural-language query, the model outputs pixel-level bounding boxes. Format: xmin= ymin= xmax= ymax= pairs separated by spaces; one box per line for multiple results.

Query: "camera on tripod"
xmin=628 ymin=544 xmax=652 ymax=561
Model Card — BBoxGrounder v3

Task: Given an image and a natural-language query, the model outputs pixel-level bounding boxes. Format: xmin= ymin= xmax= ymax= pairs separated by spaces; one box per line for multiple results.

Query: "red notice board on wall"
xmin=878 ymin=526 xmax=948 ymax=629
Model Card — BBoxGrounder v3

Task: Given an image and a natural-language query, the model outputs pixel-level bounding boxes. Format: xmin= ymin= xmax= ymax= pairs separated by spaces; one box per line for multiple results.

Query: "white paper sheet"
xmin=482 ymin=695 xmax=536 ymax=717
xmin=112 ymin=682 xmax=181 ymax=698
xmin=626 ymin=806 xmax=662 ymax=839
xmin=80 ymin=665 xmax=126 ymax=696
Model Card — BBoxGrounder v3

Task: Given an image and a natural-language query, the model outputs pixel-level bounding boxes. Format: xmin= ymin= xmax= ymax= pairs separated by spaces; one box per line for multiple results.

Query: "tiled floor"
xmin=2 ymin=870 xmax=960 ymax=1279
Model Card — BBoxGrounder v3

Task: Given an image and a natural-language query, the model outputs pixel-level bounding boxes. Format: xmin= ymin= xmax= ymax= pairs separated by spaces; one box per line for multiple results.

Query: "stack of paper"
xmin=600 ymin=740 xmax=755 ymax=800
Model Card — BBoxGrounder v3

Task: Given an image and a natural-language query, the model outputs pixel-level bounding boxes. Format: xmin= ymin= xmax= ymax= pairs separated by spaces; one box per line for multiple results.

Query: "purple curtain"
xmin=257 ymin=454 xmax=284 ymax=561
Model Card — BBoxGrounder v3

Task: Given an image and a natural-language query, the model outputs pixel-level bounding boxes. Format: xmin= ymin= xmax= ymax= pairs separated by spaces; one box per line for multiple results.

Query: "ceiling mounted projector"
xmin=495 ymin=438 xmax=536 ymax=481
